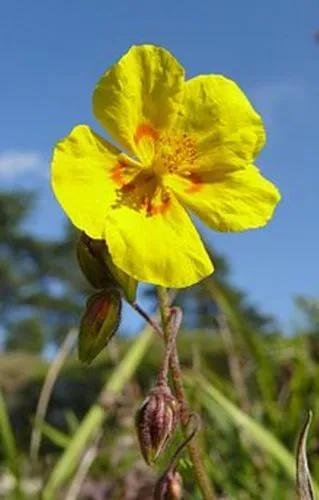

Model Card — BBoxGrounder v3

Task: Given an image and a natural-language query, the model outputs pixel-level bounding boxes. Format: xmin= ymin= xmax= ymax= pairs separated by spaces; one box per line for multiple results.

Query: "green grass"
xmin=1 ymin=322 xmax=319 ymax=498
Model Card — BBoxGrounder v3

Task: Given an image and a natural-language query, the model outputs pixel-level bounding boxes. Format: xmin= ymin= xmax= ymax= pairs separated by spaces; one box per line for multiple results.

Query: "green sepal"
xmin=76 ymin=233 xmax=115 ymax=289
xmin=103 ymin=252 xmax=138 ymax=303
xmin=77 ymin=232 xmax=138 ymax=302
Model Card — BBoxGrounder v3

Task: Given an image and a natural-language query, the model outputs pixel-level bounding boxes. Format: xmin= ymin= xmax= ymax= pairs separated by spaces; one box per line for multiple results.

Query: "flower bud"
xmin=76 ymin=233 xmax=114 ymax=289
xmin=77 ymin=232 xmax=137 ymax=302
xmin=154 ymin=470 xmax=183 ymax=500
xmin=79 ymin=289 xmax=121 ymax=363
xmin=135 ymin=384 xmax=178 ymax=465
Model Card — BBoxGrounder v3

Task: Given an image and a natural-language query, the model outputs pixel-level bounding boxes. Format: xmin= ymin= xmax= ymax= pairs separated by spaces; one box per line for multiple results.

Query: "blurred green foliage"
xmin=0 ymin=190 xmax=89 ymax=351
xmin=1 ymin=188 xmax=319 ymax=499
xmin=1 ymin=322 xmax=319 ymax=499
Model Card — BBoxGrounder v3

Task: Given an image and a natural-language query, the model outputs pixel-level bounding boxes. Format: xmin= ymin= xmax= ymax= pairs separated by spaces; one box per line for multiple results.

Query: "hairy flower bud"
xmin=135 ymin=384 xmax=178 ymax=465
xmin=79 ymin=289 xmax=121 ymax=363
xmin=154 ymin=469 xmax=183 ymax=500
xmin=77 ymin=232 xmax=137 ymax=302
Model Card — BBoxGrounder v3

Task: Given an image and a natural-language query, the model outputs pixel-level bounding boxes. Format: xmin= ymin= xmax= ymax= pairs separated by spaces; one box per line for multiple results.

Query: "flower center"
xmin=152 ymin=132 xmax=198 ymax=177
xmin=113 ymin=169 xmax=171 ymax=217
xmin=111 ymin=127 xmax=199 ymax=217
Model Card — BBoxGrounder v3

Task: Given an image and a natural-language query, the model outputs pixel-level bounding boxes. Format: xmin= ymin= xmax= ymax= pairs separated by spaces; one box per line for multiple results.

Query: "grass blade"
xmin=42 ymin=325 xmax=153 ymax=499
xmin=296 ymin=411 xmax=315 ymax=500
xmin=0 ymin=389 xmax=23 ymax=498
xmin=40 ymin=422 xmax=71 ymax=449
xmin=0 ymin=389 xmax=19 ymax=479
xmin=188 ymin=373 xmax=319 ymax=496
xmin=30 ymin=329 xmax=77 ymax=462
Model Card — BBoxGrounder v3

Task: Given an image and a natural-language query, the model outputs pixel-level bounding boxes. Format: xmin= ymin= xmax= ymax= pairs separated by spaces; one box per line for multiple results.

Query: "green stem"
xmin=156 ymin=287 xmax=216 ymax=500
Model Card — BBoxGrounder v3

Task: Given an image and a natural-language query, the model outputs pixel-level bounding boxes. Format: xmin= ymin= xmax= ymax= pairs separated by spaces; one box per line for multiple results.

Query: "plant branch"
xmin=156 ymin=286 xmax=216 ymax=500
xmin=156 ymin=307 xmax=182 ymax=386
xmin=131 ymin=301 xmax=163 ymax=338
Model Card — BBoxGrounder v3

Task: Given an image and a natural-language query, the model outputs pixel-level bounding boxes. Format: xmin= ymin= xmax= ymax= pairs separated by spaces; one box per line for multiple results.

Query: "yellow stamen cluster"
xmin=153 ymin=132 xmax=198 ymax=176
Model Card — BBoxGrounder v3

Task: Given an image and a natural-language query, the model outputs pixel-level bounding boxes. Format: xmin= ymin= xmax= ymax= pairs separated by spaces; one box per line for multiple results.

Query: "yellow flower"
xmin=51 ymin=45 xmax=280 ymax=288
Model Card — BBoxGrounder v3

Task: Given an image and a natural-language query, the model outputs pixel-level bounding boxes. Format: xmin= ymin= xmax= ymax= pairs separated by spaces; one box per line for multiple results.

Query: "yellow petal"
xmin=175 ymin=75 xmax=266 ymax=170
xmin=93 ymin=45 xmax=184 ymax=165
xmin=103 ymin=194 xmax=213 ymax=287
xmin=165 ymin=166 xmax=281 ymax=232
xmin=51 ymin=125 xmax=121 ymax=239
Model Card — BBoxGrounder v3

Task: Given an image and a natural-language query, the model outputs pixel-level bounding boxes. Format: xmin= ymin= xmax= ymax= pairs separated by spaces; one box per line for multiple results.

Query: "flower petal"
xmin=51 ymin=125 xmax=122 ymax=239
xmin=165 ymin=166 xmax=281 ymax=232
xmin=103 ymin=195 xmax=213 ymax=287
xmin=93 ymin=45 xmax=184 ymax=165
xmin=175 ymin=75 xmax=265 ymax=171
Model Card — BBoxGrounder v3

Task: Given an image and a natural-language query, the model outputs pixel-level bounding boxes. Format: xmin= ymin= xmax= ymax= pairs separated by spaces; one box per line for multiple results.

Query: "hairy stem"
xmin=156 ymin=307 xmax=182 ymax=386
xmin=157 ymin=287 xmax=216 ymax=500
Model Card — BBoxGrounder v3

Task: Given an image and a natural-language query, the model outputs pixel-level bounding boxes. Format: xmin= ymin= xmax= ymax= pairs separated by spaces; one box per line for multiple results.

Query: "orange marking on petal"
xmin=148 ymin=197 xmax=171 ymax=216
xmin=122 ymin=182 xmax=136 ymax=192
xmin=111 ymin=161 xmax=127 ymax=187
xmin=185 ymin=173 xmax=203 ymax=193
xmin=134 ymin=123 xmax=158 ymax=144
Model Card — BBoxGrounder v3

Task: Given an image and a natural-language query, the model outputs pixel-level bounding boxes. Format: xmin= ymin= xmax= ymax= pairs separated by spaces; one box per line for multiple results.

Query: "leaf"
xmin=296 ymin=411 xmax=315 ymax=500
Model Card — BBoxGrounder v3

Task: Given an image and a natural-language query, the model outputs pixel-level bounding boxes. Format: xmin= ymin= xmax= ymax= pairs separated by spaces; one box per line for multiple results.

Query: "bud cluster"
xmin=76 ymin=232 xmax=138 ymax=363
xmin=76 ymin=233 xmax=187 ymax=497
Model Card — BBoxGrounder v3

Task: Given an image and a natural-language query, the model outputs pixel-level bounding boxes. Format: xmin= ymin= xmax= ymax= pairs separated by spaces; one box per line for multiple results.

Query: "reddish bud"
xmin=79 ymin=289 xmax=121 ymax=363
xmin=135 ymin=384 xmax=178 ymax=465
xmin=154 ymin=469 xmax=183 ymax=500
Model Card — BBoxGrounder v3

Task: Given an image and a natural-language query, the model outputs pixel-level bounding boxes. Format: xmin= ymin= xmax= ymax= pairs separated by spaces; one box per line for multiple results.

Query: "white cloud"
xmin=0 ymin=150 xmax=43 ymax=179
xmin=250 ymin=81 xmax=307 ymax=127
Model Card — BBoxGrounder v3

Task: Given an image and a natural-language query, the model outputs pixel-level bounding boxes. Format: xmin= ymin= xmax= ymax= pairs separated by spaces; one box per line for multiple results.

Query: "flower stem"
xmin=131 ymin=301 xmax=163 ymax=338
xmin=156 ymin=307 xmax=182 ymax=386
xmin=156 ymin=286 xmax=216 ymax=500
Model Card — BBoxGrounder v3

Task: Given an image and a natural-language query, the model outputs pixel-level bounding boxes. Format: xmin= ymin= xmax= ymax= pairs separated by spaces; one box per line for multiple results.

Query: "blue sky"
xmin=0 ymin=0 xmax=318 ymax=331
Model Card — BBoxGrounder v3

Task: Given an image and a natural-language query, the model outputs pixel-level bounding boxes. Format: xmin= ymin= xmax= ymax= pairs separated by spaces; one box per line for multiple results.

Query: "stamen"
xmin=147 ymin=188 xmax=171 ymax=216
xmin=153 ymin=132 xmax=198 ymax=175
xmin=110 ymin=155 xmax=142 ymax=188
xmin=114 ymin=126 xmax=199 ymax=218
